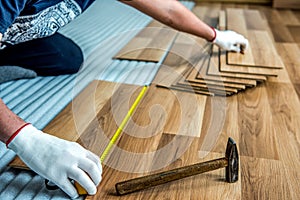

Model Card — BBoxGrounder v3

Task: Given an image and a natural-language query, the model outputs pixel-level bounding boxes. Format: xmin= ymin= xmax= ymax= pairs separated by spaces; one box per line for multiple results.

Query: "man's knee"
xmin=57 ymin=43 xmax=83 ymax=75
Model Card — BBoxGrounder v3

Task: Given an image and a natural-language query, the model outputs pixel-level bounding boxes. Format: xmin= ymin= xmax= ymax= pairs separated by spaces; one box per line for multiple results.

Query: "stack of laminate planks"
xmin=113 ymin=6 xmax=284 ymax=96
xmin=153 ymin=7 xmax=284 ymax=96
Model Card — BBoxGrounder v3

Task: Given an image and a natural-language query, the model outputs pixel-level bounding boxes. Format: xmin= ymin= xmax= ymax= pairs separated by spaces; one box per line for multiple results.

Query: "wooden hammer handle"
xmin=115 ymin=158 xmax=228 ymax=195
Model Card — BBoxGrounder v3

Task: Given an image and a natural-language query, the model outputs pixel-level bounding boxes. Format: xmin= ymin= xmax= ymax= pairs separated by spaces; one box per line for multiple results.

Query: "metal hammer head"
xmin=225 ymin=137 xmax=239 ymax=183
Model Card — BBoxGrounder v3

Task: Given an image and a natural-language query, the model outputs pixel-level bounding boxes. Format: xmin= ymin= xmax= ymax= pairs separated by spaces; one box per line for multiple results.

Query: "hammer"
xmin=115 ymin=137 xmax=239 ymax=195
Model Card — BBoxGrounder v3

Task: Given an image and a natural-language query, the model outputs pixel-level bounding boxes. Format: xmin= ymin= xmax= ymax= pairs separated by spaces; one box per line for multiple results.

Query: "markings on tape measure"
xmin=100 ymin=85 xmax=149 ymax=162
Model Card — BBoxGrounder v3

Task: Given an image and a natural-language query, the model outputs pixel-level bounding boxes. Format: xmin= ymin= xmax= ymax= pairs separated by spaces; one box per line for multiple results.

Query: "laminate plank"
xmin=287 ymin=25 xmax=300 ymax=43
xmin=226 ymin=8 xmax=248 ymax=37
xmin=171 ymin=53 xmax=241 ymax=95
xmin=221 ymin=52 xmax=280 ymax=76
xmin=227 ymin=9 xmax=283 ymax=69
xmin=163 ymin=89 xmax=207 ymax=137
xmin=207 ymin=46 xmax=266 ymax=81
xmin=78 ymin=83 xmax=143 ymax=158
xmin=248 ymin=30 xmax=284 ymax=68
xmin=268 ymin=22 xmax=295 ymax=43
xmin=244 ymin=9 xmax=266 ymax=30
xmin=267 ymin=43 xmax=294 ymax=84
xmin=274 ymin=43 xmax=300 ymax=84
xmin=273 ymin=0 xmax=300 ymax=9
xmin=113 ymin=20 xmax=178 ymax=62
xmin=153 ymin=31 xmax=231 ymax=96
xmin=249 ymin=5 xmax=283 ymax=24
xmin=167 ymin=39 xmax=241 ymax=95
xmin=293 ymin=83 xmax=300 ymax=101
xmin=284 ymin=167 xmax=300 ymax=200
xmin=202 ymin=95 xmax=240 ymax=155
xmin=176 ymin=73 xmax=240 ymax=94
xmin=172 ymin=84 xmax=232 ymax=96
xmin=275 ymin=10 xmax=300 ymax=26
xmin=193 ymin=46 xmax=258 ymax=86
xmin=152 ymin=33 xmax=202 ymax=88
xmin=192 ymin=6 xmax=218 ymax=27
xmin=213 ymin=8 xmax=270 ymax=81
xmin=241 ymin=157 xmax=293 ymax=200
xmin=197 ymin=96 xmax=228 ymax=157
xmin=122 ymin=85 xmax=175 ymax=141
xmin=265 ymin=82 xmax=300 ymax=170
xmin=162 ymin=7 xmax=255 ymax=96
xmin=187 ymin=64 xmax=248 ymax=89
xmin=292 ymin=10 xmax=300 ymax=22
xmin=218 ymin=10 xmax=226 ymax=30
xmin=237 ymin=84 xmax=280 ymax=160
xmin=167 ymin=85 xmax=215 ymax=96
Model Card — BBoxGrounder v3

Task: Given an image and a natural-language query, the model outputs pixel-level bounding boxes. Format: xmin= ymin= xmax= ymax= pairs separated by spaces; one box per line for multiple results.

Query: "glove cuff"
xmin=6 ymin=123 xmax=31 ymax=148
xmin=208 ymin=27 xmax=217 ymax=43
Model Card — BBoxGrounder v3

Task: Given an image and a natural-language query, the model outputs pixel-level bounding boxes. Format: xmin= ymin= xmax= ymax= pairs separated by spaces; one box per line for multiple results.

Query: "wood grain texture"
xmin=163 ymin=89 xmax=207 ymax=137
xmin=273 ymin=0 xmax=300 ymax=9
xmin=208 ymin=46 xmax=266 ymax=81
xmin=113 ymin=20 xmax=178 ymax=62
xmin=176 ymin=58 xmax=242 ymax=95
xmin=227 ymin=9 xmax=283 ymax=69
xmin=152 ymin=33 xmax=202 ymax=88
xmin=237 ymin=84 xmax=280 ymax=159
xmin=186 ymin=61 xmax=246 ymax=90
xmin=287 ymin=25 xmax=300 ymax=43
xmin=186 ymin=48 xmax=257 ymax=88
xmin=241 ymin=157 xmax=293 ymax=200
xmin=268 ymin=22 xmax=295 ymax=43
xmin=275 ymin=10 xmax=300 ymax=26
xmin=274 ymin=43 xmax=300 ymax=85
xmin=152 ymin=31 xmax=231 ymax=96
xmin=195 ymin=46 xmax=258 ymax=86
xmin=221 ymin=51 xmax=281 ymax=76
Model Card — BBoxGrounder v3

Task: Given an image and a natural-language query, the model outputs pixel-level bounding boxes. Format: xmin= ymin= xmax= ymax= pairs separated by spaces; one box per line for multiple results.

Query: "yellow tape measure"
xmin=75 ymin=85 xmax=149 ymax=195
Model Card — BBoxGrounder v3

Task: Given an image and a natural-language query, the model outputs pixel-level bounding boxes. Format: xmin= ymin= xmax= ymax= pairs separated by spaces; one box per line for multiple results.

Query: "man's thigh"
xmin=0 ymin=33 xmax=83 ymax=76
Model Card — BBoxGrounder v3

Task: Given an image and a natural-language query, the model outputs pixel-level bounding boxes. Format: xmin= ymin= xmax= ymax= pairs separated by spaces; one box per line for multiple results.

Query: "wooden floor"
xmin=10 ymin=2 xmax=300 ymax=200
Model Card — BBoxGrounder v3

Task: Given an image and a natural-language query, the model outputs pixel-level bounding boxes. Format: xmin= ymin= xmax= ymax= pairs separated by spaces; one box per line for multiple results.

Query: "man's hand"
xmin=212 ymin=29 xmax=249 ymax=53
xmin=7 ymin=124 xmax=102 ymax=199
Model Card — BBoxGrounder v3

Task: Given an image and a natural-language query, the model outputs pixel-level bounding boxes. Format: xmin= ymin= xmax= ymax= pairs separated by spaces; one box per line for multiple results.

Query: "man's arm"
xmin=120 ymin=0 xmax=248 ymax=52
xmin=0 ymin=98 xmax=26 ymax=143
xmin=0 ymin=98 xmax=102 ymax=198
xmin=121 ymin=0 xmax=215 ymax=41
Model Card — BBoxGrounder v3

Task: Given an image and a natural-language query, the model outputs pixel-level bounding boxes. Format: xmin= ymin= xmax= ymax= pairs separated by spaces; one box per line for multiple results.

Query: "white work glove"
xmin=7 ymin=124 xmax=102 ymax=199
xmin=212 ymin=28 xmax=249 ymax=53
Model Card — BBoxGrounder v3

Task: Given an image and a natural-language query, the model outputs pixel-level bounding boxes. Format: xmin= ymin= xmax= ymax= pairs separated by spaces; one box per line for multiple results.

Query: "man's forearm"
xmin=120 ymin=0 xmax=215 ymax=41
xmin=0 ymin=98 xmax=26 ymax=143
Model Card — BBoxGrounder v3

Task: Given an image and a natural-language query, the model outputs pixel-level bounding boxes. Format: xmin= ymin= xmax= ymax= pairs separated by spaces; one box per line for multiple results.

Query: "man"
xmin=0 ymin=0 xmax=248 ymax=199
